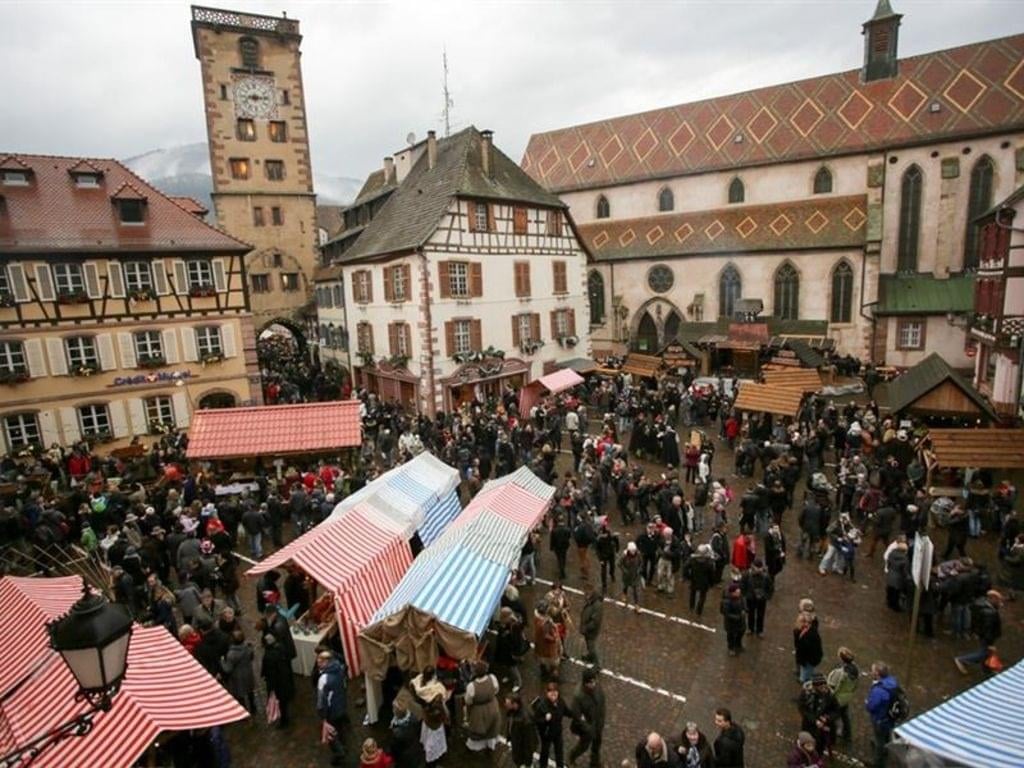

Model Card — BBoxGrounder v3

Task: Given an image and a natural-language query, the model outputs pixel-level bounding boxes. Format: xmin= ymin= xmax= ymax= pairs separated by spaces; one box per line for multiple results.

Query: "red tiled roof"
xmin=0 ymin=154 xmax=249 ymax=253
xmin=523 ymin=34 xmax=1024 ymax=192
xmin=186 ymin=400 xmax=362 ymax=459
xmin=581 ymin=195 xmax=866 ymax=261
xmin=170 ymin=196 xmax=210 ymax=216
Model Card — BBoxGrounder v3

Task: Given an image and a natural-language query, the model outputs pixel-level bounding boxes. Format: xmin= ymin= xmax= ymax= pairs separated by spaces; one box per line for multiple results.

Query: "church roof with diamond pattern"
xmin=522 ymin=34 xmax=1024 ymax=192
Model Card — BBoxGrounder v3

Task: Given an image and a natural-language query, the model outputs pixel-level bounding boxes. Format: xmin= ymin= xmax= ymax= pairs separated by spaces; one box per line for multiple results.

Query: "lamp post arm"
xmin=0 ymin=702 xmax=100 ymax=768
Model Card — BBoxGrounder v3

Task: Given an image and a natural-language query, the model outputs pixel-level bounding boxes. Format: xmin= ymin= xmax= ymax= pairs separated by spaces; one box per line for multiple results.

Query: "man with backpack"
xmin=955 ymin=590 xmax=1004 ymax=675
xmin=864 ymin=661 xmax=906 ymax=768
xmin=826 ymin=647 xmax=860 ymax=745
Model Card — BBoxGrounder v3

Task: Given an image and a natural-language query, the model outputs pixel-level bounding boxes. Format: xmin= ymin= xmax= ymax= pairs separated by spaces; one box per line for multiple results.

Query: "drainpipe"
xmin=859 ymin=246 xmax=879 ymax=363
xmin=419 ymin=248 xmax=436 ymax=417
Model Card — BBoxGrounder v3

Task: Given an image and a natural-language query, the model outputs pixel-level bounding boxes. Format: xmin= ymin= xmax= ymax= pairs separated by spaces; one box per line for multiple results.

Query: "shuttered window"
xmin=514 ymin=261 xmax=531 ymax=298
xmin=513 ymin=206 xmax=528 ymax=234
xmin=553 ymin=261 xmax=567 ymax=294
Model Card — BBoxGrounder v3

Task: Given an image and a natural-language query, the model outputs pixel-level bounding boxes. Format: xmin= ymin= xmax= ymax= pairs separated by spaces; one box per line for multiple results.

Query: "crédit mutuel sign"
xmin=111 ymin=370 xmax=196 ymax=387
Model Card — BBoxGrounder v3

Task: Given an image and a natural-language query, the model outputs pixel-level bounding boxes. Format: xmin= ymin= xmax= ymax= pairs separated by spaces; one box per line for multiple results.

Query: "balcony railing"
xmin=192 ymin=6 xmax=299 ymax=35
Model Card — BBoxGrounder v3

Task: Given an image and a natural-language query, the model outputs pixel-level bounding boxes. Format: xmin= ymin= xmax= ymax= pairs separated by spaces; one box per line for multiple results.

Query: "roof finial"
xmin=870 ymin=0 xmax=897 ymax=21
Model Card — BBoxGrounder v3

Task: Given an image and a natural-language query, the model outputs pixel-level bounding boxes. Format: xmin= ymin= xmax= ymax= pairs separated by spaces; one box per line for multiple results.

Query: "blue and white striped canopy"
xmin=417 ymin=490 xmax=462 ymax=547
xmin=373 ymin=545 xmax=509 ymax=636
xmin=895 ymin=660 xmax=1024 ymax=768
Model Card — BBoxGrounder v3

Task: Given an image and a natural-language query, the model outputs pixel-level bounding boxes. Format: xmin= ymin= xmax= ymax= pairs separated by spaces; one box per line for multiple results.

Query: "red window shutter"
xmin=553 ymin=261 xmax=567 ymax=293
xmin=514 ymin=261 xmax=529 ymax=297
xmin=402 ymin=265 xmax=413 ymax=302
xmin=438 ymin=261 xmax=451 ymax=299
xmin=445 ymin=321 xmax=455 ymax=357
xmin=404 ymin=324 xmax=413 ymax=355
xmin=470 ymin=319 xmax=482 ymax=352
xmin=486 ymin=204 xmax=495 ymax=232
xmin=512 ymin=315 xmax=521 ymax=347
xmin=388 ymin=323 xmax=399 ymax=355
xmin=513 ymin=206 xmax=527 ymax=234
xmin=531 ymin=313 xmax=540 ymax=341
xmin=550 ymin=310 xmax=558 ymax=338
xmin=523 ymin=262 xmax=531 ymax=297
xmin=568 ymin=308 xmax=576 ymax=336
xmin=470 ymin=262 xmax=483 ymax=297
xmin=467 ymin=201 xmax=478 ymax=232
xmin=383 ymin=267 xmax=393 ymax=303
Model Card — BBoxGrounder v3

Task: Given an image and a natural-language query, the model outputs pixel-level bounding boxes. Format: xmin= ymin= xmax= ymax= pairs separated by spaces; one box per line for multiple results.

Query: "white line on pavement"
xmin=564 ymin=656 xmax=687 ymax=704
xmin=534 ymin=576 xmax=716 ymax=633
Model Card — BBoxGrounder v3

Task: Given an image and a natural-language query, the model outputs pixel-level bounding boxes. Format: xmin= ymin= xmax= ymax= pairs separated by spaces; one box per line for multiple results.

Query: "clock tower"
xmin=190 ymin=5 xmax=319 ymax=334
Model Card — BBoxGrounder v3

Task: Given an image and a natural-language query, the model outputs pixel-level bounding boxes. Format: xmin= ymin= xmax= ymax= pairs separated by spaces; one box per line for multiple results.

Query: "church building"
xmin=522 ymin=1 xmax=1024 ymax=370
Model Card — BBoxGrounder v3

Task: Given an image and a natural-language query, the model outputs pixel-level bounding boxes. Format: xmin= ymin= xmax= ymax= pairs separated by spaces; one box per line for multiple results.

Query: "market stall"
xmin=732 ymin=381 xmax=805 ymax=418
xmin=761 ymin=367 xmax=825 ymax=393
xmin=247 ymin=505 xmax=413 ymax=676
xmin=328 ymin=452 xmax=463 ymax=547
xmin=518 ymin=368 xmax=585 ymax=418
xmin=620 ymin=353 xmax=663 ymax=379
xmin=893 ymin=659 xmax=1024 ymax=768
xmin=357 ymin=467 xmax=554 ymax=722
xmin=0 ymin=576 xmax=247 ymax=768
xmin=875 ymin=354 xmax=997 ymax=425
xmin=186 ymin=400 xmax=363 ymax=464
xmin=925 ymin=428 xmax=1024 ymax=469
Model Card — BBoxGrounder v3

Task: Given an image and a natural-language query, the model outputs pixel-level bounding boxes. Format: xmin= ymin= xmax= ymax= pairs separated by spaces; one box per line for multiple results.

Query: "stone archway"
xmin=664 ymin=310 xmax=683 ymax=345
xmin=630 ymin=297 xmax=685 ymax=351
xmin=198 ymin=391 xmax=238 ymax=409
xmin=636 ymin=311 xmax=658 ymax=352
xmin=259 ymin=317 xmax=308 ymax=352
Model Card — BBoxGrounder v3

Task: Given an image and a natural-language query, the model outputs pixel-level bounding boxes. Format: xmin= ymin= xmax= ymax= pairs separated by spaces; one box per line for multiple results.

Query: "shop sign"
xmin=113 ymin=370 xmax=195 ymax=386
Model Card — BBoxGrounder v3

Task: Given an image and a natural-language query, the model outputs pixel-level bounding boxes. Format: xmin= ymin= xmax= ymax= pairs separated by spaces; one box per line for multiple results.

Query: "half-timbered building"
xmin=320 ymin=127 xmax=591 ymax=414
xmin=522 ymin=2 xmax=1024 ymax=369
xmin=0 ymin=154 xmax=258 ymax=453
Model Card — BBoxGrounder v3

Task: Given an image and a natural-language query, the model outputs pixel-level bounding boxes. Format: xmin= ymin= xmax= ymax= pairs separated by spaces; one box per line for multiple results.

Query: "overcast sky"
xmin=1 ymin=0 xmax=1019 ymax=183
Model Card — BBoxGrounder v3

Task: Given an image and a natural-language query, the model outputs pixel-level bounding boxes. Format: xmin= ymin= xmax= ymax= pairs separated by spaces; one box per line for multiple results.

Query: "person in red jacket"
xmin=731 ymin=532 xmax=755 ymax=572
xmin=358 ymin=738 xmax=394 ymax=768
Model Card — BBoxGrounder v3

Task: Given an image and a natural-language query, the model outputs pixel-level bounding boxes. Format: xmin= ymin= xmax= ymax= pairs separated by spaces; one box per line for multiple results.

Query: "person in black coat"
xmin=258 ymin=634 xmax=295 ymax=728
xmin=741 ymin=558 xmax=774 ymax=637
xmin=550 ymin=516 xmax=572 ymax=580
xmin=532 ymin=682 xmax=576 ymax=768
xmin=685 ymin=544 xmax=716 ymax=616
xmin=636 ymin=524 xmax=660 ymax=584
xmin=721 ymin=584 xmax=746 ymax=656
xmin=713 ymin=707 xmax=746 ymax=768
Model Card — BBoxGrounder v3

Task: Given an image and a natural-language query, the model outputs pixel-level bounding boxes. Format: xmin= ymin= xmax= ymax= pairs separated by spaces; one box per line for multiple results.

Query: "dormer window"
xmin=73 ymin=173 xmax=102 ymax=189
xmin=1 ymin=171 xmax=29 ymax=186
xmin=117 ymin=199 xmax=146 ymax=224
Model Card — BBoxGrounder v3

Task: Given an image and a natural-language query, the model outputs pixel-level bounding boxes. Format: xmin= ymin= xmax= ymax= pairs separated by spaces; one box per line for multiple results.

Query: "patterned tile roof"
xmin=186 ymin=400 xmax=362 ymax=459
xmin=0 ymin=154 xmax=249 ymax=253
xmin=580 ymin=195 xmax=866 ymax=261
xmin=523 ymin=34 xmax=1024 ymax=192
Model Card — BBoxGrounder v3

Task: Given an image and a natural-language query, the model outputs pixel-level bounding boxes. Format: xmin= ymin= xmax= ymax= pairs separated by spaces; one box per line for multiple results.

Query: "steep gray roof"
xmin=338 ymin=127 xmax=566 ymax=264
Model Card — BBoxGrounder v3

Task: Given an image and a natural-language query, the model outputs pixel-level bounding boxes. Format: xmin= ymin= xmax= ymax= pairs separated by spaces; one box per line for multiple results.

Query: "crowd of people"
xmin=0 ymin=359 xmax=1019 ymax=767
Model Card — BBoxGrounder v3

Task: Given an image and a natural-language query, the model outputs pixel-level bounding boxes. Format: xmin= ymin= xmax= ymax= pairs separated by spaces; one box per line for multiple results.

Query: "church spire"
xmin=862 ymin=0 xmax=902 ymax=82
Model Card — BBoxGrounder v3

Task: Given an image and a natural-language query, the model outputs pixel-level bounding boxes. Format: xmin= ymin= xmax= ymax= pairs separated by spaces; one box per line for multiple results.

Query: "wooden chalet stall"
xmin=875 ymin=354 xmax=997 ymax=426
xmin=926 ymin=428 xmax=1024 ymax=470
xmin=660 ymin=340 xmax=704 ymax=376
xmin=761 ymin=367 xmax=825 ymax=394
xmin=733 ymin=381 xmax=805 ymax=419
xmin=620 ymin=353 xmax=663 ymax=380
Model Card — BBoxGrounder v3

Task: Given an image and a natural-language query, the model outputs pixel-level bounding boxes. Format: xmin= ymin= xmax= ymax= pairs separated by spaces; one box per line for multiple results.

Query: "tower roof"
xmin=867 ymin=0 xmax=901 ymax=22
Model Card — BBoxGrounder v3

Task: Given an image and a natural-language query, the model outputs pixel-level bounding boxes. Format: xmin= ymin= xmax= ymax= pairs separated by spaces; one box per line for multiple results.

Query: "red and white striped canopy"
xmin=247 ymin=507 xmax=413 ymax=675
xmin=453 ymin=483 xmax=553 ymax=530
xmin=0 ymin=576 xmax=247 ymax=768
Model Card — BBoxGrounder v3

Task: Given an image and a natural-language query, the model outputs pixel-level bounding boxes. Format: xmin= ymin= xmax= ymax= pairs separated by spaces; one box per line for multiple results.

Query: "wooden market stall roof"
xmin=733 ymin=382 xmax=804 ymax=417
xmin=621 ymin=353 xmax=662 ymax=378
xmin=762 ymin=368 xmax=824 ymax=393
xmin=187 ymin=400 xmax=362 ymax=459
xmin=875 ymin=353 xmax=997 ymax=422
xmin=926 ymin=428 xmax=1024 ymax=469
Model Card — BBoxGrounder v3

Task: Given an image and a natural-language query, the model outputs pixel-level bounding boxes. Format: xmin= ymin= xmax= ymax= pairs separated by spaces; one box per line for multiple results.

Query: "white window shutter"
xmin=97 ymin=334 xmax=116 ymax=371
xmin=181 ymin=327 xmax=198 ymax=362
xmin=152 ymin=259 xmax=169 ymax=295
xmin=109 ymin=400 xmax=130 ymax=438
xmin=162 ymin=329 xmax=180 ymax=364
xmin=34 ymin=265 xmax=55 ymax=301
xmin=107 ymin=261 xmax=125 ymax=298
xmin=220 ymin=323 xmax=237 ymax=358
xmin=118 ymin=332 xmax=137 ymax=369
xmin=213 ymin=259 xmax=227 ymax=292
xmin=46 ymin=338 xmax=68 ymax=376
xmin=83 ymin=263 xmax=102 ymax=299
xmin=24 ymin=339 xmax=47 ymax=378
xmin=172 ymin=391 xmax=191 ymax=428
xmin=59 ymin=407 xmax=81 ymax=444
xmin=172 ymin=260 xmax=188 ymax=295
xmin=38 ymin=410 xmax=60 ymax=448
xmin=127 ymin=398 xmax=147 ymax=435
xmin=7 ymin=264 xmax=30 ymax=302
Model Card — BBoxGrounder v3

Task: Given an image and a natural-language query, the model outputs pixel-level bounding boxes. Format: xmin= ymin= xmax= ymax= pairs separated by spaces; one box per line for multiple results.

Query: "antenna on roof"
xmin=442 ymin=46 xmax=454 ymax=138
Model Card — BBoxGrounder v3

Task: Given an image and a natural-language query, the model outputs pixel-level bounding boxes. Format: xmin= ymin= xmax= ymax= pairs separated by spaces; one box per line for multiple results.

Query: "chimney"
xmin=427 ymin=130 xmax=438 ymax=170
xmin=480 ymin=129 xmax=494 ymax=178
xmin=383 ymin=156 xmax=395 ymax=185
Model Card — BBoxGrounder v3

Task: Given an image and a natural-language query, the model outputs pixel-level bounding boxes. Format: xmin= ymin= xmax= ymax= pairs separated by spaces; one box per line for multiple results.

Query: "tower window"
xmin=229 ymin=158 xmax=250 ymax=180
xmin=268 ymin=121 xmax=288 ymax=143
xmin=239 ymin=37 xmax=260 ymax=69
xmin=271 ymin=206 xmax=284 ymax=226
xmin=219 ymin=84 xmax=228 ymax=100
xmin=236 ymin=119 xmax=256 ymax=141
xmin=253 ymin=206 xmax=265 ymax=227
xmin=280 ymin=89 xmax=291 ymax=106
xmin=265 ymin=160 xmax=285 ymax=181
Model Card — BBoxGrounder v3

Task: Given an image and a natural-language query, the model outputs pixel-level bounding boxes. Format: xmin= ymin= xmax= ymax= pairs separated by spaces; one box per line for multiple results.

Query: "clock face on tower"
xmin=232 ymin=75 xmax=278 ymax=119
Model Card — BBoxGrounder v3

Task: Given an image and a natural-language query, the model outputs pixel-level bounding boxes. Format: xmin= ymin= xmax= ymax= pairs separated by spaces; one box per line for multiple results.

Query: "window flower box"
xmin=0 ymin=368 xmax=30 ymax=385
xmin=519 ymin=339 xmax=545 ymax=355
xmin=137 ymin=354 xmax=166 ymax=369
xmin=356 ymin=351 xmax=375 ymax=367
xmin=557 ymin=334 xmax=579 ymax=348
xmin=190 ymin=285 xmax=217 ymax=298
xmin=199 ymin=351 xmax=223 ymax=365
xmin=57 ymin=290 xmax=90 ymax=305
xmin=149 ymin=420 xmax=174 ymax=436
xmin=128 ymin=287 xmax=157 ymax=302
xmin=71 ymin=362 xmax=100 ymax=377
xmin=0 ymin=292 xmax=15 ymax=308
xmin=85 ymin=430 xmax=115 ymax=444
xmin=387 ymin=354 xmax=410 ymax=369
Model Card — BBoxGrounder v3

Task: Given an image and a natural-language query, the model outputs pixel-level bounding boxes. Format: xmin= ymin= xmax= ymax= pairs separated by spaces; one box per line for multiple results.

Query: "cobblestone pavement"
xmin=224 ymin=434 xmax=1022 ymax=767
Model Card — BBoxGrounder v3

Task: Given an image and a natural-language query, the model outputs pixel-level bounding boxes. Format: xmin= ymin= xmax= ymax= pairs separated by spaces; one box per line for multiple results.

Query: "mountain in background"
xmin=122 ymin=142 xmax=362 ymax=213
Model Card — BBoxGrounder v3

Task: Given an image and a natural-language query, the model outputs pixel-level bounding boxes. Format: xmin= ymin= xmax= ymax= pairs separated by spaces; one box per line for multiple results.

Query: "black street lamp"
xmin=0 ymin=579 xmax=133 ymax=767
